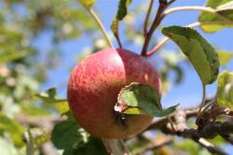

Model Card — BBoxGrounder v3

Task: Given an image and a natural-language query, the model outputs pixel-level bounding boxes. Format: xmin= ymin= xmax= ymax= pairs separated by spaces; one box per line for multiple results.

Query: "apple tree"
xmin=0 ymin=0 xmax=233 ymax=155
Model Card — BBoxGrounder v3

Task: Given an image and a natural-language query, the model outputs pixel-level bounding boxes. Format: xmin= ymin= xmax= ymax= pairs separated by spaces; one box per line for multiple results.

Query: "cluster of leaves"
xmin=51 ymin=113 xmax=108 ymax=155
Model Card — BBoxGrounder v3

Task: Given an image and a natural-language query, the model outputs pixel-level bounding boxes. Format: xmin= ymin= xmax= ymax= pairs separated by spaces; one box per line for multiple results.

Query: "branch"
xmin=25 ymin=129 xmax=34 ymax=155
xmin=197 ymin=138 xmax=227 ymax=155
xmin=148 ymin=107 xmax=199 ymax=130
xmin=174 ymin=128 xmax=227 ymax=155
xmin=16 ymin=114 xmax=64 ymax=131
xmin=102 ymin=139 xmax=130 ymax=155
xmin=140 ymin=137 xmax=173 ymax=154
xmin=148 ymin=106 xmax=233 ymax=155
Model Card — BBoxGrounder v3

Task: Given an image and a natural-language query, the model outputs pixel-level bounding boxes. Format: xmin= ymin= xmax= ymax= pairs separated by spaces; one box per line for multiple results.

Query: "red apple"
xmin=67 ymin=48 xmax=160 ymax=139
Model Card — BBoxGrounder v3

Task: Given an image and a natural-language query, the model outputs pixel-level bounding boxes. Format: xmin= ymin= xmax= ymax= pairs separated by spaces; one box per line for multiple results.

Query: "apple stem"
xmin=102 ymin=139 xmax=130 ymax=155
xmin=84 ymin=7 xmax=113 ymax=48
xmin=141 ymin=0 xmax=175 ymax=56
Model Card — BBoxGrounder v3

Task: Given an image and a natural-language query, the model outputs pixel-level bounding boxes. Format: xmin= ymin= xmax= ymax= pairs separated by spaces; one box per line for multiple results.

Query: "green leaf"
xmin=51 ymin=114 xmax=107 ymax=155
xmin=116 ymin=0 xmax=132 ymax=20
xmin=216 ymin=71 xmax=233 ymax=110
xmin=52 ymin=117 xmax=82 ymax=150
xmin=111 ymin=0 xmax=132 ymax=43
xmin=217 ymin=50 xmax=233 ymax=65
xmin=115 ymin=82 xmax=177 ymax=117
xmin=71 ymin=137 xmax=108 ymax=155
xmin=199 ymin=0 xmax=233 ymax=32
xmin=79 ymin=0 xmax=95 ymax=8
xmin=162 ymin=26 xmax=220 ymax=85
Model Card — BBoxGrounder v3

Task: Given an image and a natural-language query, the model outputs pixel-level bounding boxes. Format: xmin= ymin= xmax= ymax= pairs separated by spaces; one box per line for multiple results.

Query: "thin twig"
xmin=146 ymin=37 xmax=169 ymax=56
xmin=143 ymin=0 xmax=154 ymax=36
xmin=84 ymin=7 xmax=113 ymax=47
xmin=145 ymin=21 xmax=200 ymax=56
xmin=144 ymin=5 xmax=233 ymax=56
xmin=141 ymin=1 xmax=170 ymax=56
xmin=25 ymin=128 xmax=34 ymax=155
xmin=197 ymin=138 xmax=227 ymax=155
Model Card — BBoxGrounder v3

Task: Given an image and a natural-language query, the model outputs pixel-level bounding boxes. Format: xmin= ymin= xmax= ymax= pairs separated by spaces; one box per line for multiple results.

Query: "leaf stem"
xmin=163 ymin=6 xmax=216 ymax=15
xmin=145 ymin=22 xmax=200 ymax=56
xmin=163 ymin=5 xmax=233 ymax=24
xmin=199 ymin=83 xmax=206 ymax=113
xmin=144 ymin=4 xmax=233 ymax=56
xmin=84 ymin=7 xmax=113 ymax=48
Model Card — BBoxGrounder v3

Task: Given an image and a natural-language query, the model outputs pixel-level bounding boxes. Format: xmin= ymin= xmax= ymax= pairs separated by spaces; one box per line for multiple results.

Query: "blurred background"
xmin=0 ymin=0 xmax=232 ymax=154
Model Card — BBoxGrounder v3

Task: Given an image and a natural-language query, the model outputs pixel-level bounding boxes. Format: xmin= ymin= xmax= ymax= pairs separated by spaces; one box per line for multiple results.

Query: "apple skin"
xmin=67 ymin=48 xmax=161 ymax=139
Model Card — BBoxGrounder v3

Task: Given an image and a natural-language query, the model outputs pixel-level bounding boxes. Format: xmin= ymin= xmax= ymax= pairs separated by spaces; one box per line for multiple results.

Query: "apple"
xmin=67 ymin=48 xmax=161 ymax=139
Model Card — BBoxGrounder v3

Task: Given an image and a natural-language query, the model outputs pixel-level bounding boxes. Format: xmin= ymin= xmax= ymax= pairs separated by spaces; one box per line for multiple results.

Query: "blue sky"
xmin=33 ymin=0 xmax=233 ymax=153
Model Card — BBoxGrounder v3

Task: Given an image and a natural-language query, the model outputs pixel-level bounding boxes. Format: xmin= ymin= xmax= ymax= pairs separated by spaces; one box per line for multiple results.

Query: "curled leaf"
xmin=115 ymin=82 xmax=177 ymax=117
